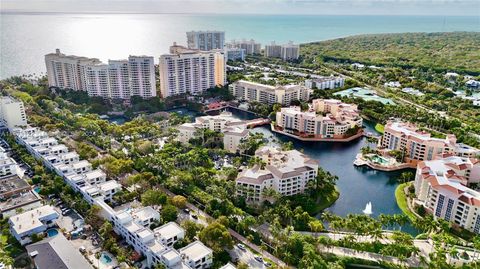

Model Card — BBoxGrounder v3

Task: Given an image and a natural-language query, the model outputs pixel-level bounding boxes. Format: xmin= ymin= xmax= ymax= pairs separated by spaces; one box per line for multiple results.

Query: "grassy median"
xmin=395 ymin=182 xmax=416 ymax=222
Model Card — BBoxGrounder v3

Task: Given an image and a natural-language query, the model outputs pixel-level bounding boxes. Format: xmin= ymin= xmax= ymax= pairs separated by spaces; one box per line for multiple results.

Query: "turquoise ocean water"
xmin=1 ymin=13 xmax=479 ymax=78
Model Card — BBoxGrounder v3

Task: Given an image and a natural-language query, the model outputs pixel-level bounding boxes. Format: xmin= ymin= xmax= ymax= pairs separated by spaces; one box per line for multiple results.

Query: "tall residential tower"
xmin=159 ymin=43 xmax=226 ymax=98
xmin=186 ymin=31 xmax=225 ymax=51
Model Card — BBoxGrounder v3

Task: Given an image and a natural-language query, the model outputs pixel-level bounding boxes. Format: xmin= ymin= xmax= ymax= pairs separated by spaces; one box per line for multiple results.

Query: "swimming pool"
xmin=371 ymin=155 xmax=389 ymax=164
xmin=46 ymin=229 xmax=58 ymax=237
xmin=100 ymin=253 xmax=113 ymax=264
xmin=34 ymin=186 xmax=41 ymax=193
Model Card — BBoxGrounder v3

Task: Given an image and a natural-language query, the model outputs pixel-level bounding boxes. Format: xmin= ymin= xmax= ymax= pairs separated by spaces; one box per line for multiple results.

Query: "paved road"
xmin=228 ymin=244 xmax=265 ymax=269
xmin=159 ymin=186 xmax=288 ymax=268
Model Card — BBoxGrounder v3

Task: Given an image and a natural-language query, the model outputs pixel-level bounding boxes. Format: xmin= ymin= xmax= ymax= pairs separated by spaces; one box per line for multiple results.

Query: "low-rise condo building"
xmin=0 ymin=96 xmax=27 ymax=130
xmin=227 ymin=39 xmax=261 ymax=55
xmin=9 ymin=205 xmax=59 ymax=245
xmin=380 ymin=121 xmax=480 ymax=165
xmin=45 ymin=49 xmax=156 ymax=99
xmin=236 ymin=146 xmax=318 ymax=203
xmin=305 ymin=77 xmax=345 ymax=90
xmin=159 ymin=43 xmax=226 ymax=97
xmin=187 ymin=30 xmax=225 ymax=51
xmin=12 ymin=125 xmax=213 ymax=268
xmin=229 ymin=80 xmax=311 ymax=105
xmin=26 ymin=233 xmax=93 ymax=269
xmin=179 ymin=240 xmax=213 ymax=269
xmin=415 ymin=155 xmax=480 ymax=233
xmin=177 ymin=112 xmax=249 ymax=153
xmin=275 ymin=99 xmax=363 ymax=139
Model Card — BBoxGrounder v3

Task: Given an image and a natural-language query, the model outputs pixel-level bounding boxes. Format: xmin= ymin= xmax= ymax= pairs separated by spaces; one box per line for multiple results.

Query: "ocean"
xmin=0 ymin=13 xmax=479 ymax=79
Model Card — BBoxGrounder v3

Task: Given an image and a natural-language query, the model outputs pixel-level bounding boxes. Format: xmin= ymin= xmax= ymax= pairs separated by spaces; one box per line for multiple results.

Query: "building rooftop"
xmin=180 ymin=241 xmax=212 ymax=261
xmin=0 ymin=175 xmax=30 ymax=197
xmin=420 ymin=156 xmax=480 ymax=206
xmin=0 ymin=190 xmax=41 ymax=213
xmin=132 ymin=206 xmax=160 ymax=223
xmin=9 ymin=205 xmax=58 ymax=235
xmin=154 ymin=222 xmax=184 ymax=239
xmin=26 ymin=233 xmax=93 ymax=269
xmin=98 ymin=180 xmax=121 ymax=192
xmin=220 ymin=263 xmax=237 ymax=269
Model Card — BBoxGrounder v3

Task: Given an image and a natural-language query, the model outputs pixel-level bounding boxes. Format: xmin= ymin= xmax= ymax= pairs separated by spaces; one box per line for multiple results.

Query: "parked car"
xmin=254 ymin=255 xmax=263 ymax=262
xmin=183 ymin=208 xmax=190 ymax=213
xmin=62 ymin=209 xmax=71 ymax=215
xmin=191 ymin=214 xmax=198 ymax=219
xmin=237 ymin=243 xmax=246 ymax=251
xmin=263 ymin=261 xmax=272 ymax=267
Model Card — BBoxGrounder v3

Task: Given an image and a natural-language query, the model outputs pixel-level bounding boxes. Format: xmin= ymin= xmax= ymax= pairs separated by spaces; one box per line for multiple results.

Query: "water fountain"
xmin=363 ymin=201 xmax=373 ymax=215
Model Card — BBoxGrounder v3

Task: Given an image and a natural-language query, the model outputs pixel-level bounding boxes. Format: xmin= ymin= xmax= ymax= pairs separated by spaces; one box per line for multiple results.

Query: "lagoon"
xmin=229 ymin=108 xmax=418 ymax=234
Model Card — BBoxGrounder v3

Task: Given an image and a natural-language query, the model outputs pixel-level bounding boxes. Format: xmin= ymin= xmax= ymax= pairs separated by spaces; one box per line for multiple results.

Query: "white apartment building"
xmin=12 ymin=127 xmax=120 ymax=204
xmin=381 ymin=121 xmax=480 ymax=165
xmin=0 ymin=96 xmax=28 ymax=130
xmin=159 ymin=43 xmax=226 ymax=97
xmin=186 ymin=31 xmax=225 ymax=51
xmin=128 ymin=56 xmax=157 ymax=98
xmin=0 ymin=147 xmax=20 ymax=178
xmin=275 ymin=99 xmax=363 ymax=139
xmin=280 ymin=41 xmax=300 ymax=61
xmin=305 ymin=76 xmax=345 ymax=90
xmin=108 ymin=60 xmax=131 ymax=99
xmin=12 ymin=126 xmax=213 ymax=269
xmin=45 ymin=49 xmax=156 ymax=99
xmin=225 ymin=48 xmax=246 ymax=62
xmin=265 ymin=41 xmax=300 ymax=61
xmin=236 ymin=146 xmax=318 ymax=203
xmin=9 ymin=205 xmax=59 ymax=245
xmin=84 ymin=63 xmax=110 ymax=98
xmin=153 ymin=222 xmax=185 ymax=247
xmin=179 ymin=241 xmax=213 ymax=269
xmin=227 ymin=39 xmax=261 ymax=55
xmin=177 ymin=112 xmax=249 ymax=153
xmin=415 ymin=155 xmax=480 ymax=233
xmin=264 ymin=42 xmax=282 ymax=58
xmin=229 ymin=80 xmax=311 ymax=105
xmin=45 ymin=49 xmax=101 ymax=91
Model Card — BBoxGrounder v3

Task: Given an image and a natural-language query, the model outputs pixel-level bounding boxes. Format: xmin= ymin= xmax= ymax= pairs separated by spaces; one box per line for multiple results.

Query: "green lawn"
xmin=374 ymin=123 xmax=385 ymax=134
xmin=395 ymin=182 xmax=416 ymax=222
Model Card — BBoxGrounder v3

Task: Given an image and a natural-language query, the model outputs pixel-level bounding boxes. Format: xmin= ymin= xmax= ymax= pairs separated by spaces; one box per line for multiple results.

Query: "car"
xmin=263 ymin=261 xmax=272 ymax=267
xmin=183 ymin=208 xmax=190 ymax=213
xmin=55 ymin=201 xmax=63 ymax=206
xmin=254 ymin=255 xmax=263 ymax=263
xmin=191 ymin=214 xmax=198 ymax=219
xmin=79 ymin=246 xmax=86 ymax=253
xmin=62 ymin=209 xmax=71 ymax=215
xmin=237 ymin=243 xmax=246 ymax=251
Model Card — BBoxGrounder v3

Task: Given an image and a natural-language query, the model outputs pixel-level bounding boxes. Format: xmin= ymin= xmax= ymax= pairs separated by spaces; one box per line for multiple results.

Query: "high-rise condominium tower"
xmin=186 ymin=31 xmax=225 ymax=51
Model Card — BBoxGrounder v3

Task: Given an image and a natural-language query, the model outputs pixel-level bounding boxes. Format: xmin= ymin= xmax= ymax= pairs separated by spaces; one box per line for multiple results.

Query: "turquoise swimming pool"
xmin=46 ymin=229 xmax=58 ymax=237
xmin=100 ymin=253 xmax=113 ymax=264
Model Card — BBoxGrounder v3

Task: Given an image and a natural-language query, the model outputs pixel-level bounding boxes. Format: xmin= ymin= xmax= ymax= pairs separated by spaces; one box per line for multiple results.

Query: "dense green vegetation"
xmin=302 ymin=32 xmax=480 ymax=74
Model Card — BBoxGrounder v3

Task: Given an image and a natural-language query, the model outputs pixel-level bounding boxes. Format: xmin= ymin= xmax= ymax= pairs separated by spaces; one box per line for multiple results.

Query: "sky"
xmin=1 ymin=0 xmax=480 ymax=16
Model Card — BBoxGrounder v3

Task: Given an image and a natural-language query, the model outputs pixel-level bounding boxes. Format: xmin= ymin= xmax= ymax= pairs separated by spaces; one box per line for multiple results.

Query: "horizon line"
xmin=1 ymin=10 xmax=479 ymax=17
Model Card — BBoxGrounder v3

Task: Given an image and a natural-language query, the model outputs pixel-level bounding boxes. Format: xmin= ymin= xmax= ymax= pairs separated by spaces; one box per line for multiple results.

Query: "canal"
xmin=228 ymin=108 xmax=418 ymax=234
